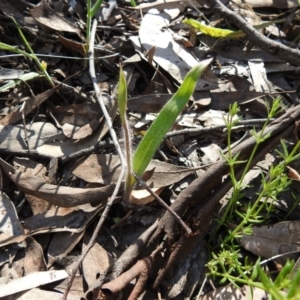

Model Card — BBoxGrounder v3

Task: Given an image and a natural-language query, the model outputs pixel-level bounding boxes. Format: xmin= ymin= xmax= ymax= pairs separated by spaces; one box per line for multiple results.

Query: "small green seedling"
xmin=118 ymin=59 xmax=212 ymax=201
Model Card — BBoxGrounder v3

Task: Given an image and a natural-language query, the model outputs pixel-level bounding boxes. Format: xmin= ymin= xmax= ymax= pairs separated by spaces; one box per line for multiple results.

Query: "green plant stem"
xmin=11 ymin=18 xmax=54 ymax=87
xmin=86 ymin=0 xmax=92 ymax=51
xmin=213 ymin=271 xmax=285 ymax=299
xmin=122 ymin=110 xmax=133 ymax=201
xmin=213 ymin=271 xmax=263 ymax=289
xmin=86 ymin=0 xmax=104 ymax=53
xmin=224 ymin=140 xmax=300 ymax=244
xmin=209 ymin=99 xmax=284 ymax=244
xmin=286 ymin=140 xmax=300 ymax=161
xmin=238 ymin=119 xmax=270 ymax=184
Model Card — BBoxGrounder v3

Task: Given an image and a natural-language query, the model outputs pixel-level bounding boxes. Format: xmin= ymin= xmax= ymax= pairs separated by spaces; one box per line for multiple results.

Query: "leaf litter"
xmin=0 ymin=0 xmax=300 ymax=299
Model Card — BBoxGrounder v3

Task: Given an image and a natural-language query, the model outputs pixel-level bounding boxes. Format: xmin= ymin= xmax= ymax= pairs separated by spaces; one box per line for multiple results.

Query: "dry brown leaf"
xmin=287 ymin=166 xmax=300 ymax=181
xmin=54 ymin=121 xmax=100 ymax=140
xmin=138 ymin=10 xmax=219 ymax=91
xmin=0 ymin=193 xmax=24 ymax=236
xmin=26 ymin=195 xmax=55 ymax=215
xmin=53 ymin=103 xmax=101 ymax=122
xmin=0 ymin=233 xmax=28 ymax=248
xmin=4 ymin=288 xmax=78 ymax=300
xmin=129 ymin=187 xmax=164 ymax=205
xmin=71 ymin=154 xmax=201 ymax=204
xmin=0 ymin=86 xmax=59 ymax=126
xmin=47 ymin=231 xmax=85 ymax=267
xmin=200 ymin=284 xmax=269 ymax=300
xmin=216 ymin=46 xmax=284 ymax=62
xmin=12 ymin=158 xmax=54 ymax=209
xmin=82 ymin=234 xmax=113 ymax=289
xmin=244 ymin=0 xmax=298 ymax=8
xmin=35 ymin=100 xmax=117 ymax=158
xmin=23 ymin=236 xmax=47 ymax=274
xmin=0 ymin=122 xmax=65 ymax=154
xmin=248 ymin=61 xmax=271 ymax=93
xmin=193 ymin=91 xmax=211 ymax=108
xmin=240 ymin=221 xmax=300 ymax=264
xmin=0 ymin=234 xmax=49 ymax=289
xmin=13 ymin=157 xmax=49 ymax=182
xmin=0 ymin=0 xmax=24 ymax=20
xmin=48 ymin=276 xmax=84 ymax=299
xmin=50 ymin=102 xmax=102 ymax=140
xmin=0 ymin=158 xmax=115 ymax=207
xmin=30 ymin=0 xmax=84 ymax=39
xmin=23 ymin=203 xmax=102 ymax=234
xmin=210 ymin=91 xmax=270 ymax=110
xmin=128 ymin=94 xmax=170 ymax=113
xmin=59 ymin=35 xmax=86 ymax=55
xmin=70 ymin=154 xmax=121 ymax=185
xmin=131 ymin=0 xmax=202 ymax=13
xmin=70 ymin=154 xmax=198 ymax=189
xmin=0 ymin=233 xmax=26 ymax=274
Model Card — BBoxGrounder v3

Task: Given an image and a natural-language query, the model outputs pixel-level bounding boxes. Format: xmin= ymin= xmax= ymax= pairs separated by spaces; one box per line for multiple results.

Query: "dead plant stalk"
xmin=62 ymin=19 xmax=126 ymax=300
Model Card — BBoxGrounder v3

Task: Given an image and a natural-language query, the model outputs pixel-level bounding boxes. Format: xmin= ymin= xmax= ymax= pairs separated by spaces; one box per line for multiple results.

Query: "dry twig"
xmin=62 ymin=19 xmax=126 ymax=299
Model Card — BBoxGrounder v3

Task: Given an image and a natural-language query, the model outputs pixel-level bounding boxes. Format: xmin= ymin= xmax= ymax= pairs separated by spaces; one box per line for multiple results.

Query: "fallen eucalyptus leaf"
xmin=0 ymin=158 xmax=115 ymax=207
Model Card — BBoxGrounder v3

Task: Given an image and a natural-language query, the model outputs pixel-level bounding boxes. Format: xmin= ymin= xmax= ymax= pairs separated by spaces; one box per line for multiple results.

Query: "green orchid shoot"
xmin=118 ymin=59 xmax=212 ymax=201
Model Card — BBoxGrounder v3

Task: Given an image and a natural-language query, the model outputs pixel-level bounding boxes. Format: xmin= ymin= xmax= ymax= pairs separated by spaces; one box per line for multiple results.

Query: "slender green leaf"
xmin=11 ymin=17 xmax=35 ymax=55
xmin=274 ymin=260 xmax=293 ymax=286
xmin=118 ymin=65 xmax=127 ymax=123
xmin=130 ymin=0 xmax=137 ymax=6
xmin=130 ymin=58 xmax=212 ymax=189
xmin=0 ymin=42 xmax=33 ymax=59
xmin=0 ymin=72 xmax=43 ymax=92
xmin=90 ymin=0 xmax=104 ymax=18
xmin=257 ymin=265 xmax=272 ymax=289
xmin=7 ymin=18 xmax=54 ymax=86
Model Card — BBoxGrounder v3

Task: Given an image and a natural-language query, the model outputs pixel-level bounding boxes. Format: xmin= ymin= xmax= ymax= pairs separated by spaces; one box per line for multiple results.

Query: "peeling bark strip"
xmin=93 ymin=256 xmax=154 ymax=300
xmin=207 ymin=0 xmax=300 ymax=66
xmin=110 ymin=220 xmax=158 ymax=279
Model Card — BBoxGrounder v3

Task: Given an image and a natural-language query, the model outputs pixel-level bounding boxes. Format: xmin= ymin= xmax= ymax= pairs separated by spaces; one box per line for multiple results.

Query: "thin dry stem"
xmin=62 ymin=19 xmax=126 ymax=300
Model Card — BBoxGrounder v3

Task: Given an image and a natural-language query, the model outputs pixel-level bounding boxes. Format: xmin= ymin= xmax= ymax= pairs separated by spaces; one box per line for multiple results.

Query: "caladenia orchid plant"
xmin=117 ymin=59 xmax=213 ymax=202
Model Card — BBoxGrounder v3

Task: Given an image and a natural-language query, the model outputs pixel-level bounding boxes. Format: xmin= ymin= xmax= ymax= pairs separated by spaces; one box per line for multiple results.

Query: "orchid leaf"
xmin=128 ymin=58 xmax=212 ymax=192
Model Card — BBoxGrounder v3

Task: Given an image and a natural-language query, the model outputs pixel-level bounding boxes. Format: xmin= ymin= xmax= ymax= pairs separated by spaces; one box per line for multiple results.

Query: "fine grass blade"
xmin=90 ymin=0 xmax=104 ymax=17
xmin=128 ymin=58 xmax=212 ymax=192
xmin=130 ymin=0 xmax=137 ymax=7
xmin=0 ymin=72 xmax=44 ymax=92
xmin=118 ymin=65 xmax=127 ymax=124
